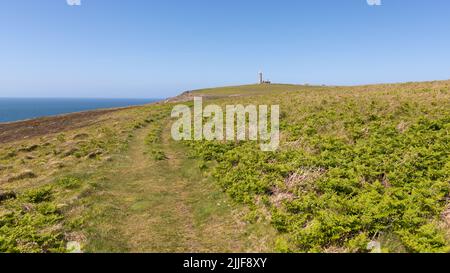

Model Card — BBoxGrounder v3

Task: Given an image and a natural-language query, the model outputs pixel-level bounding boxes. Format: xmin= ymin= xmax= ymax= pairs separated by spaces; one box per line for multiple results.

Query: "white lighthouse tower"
xmin=258 ymin=72 xmax=271 ymax=84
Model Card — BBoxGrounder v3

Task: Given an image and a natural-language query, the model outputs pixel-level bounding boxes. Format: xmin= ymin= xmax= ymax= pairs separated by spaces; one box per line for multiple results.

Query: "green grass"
xmin=185 ymin=80 xmax=450 ymax=253
xmin=192 ymin=84 xmax=317 ymax=96
xmin=0 ymin=185 xmax=63 ymax=253
xmin=0 ymin=104 xmax=164 ymax=253
xmin=1 ymin=80 xmax=449 ymax=253
xmin=80 ymin=115 xmax=274 ymax=252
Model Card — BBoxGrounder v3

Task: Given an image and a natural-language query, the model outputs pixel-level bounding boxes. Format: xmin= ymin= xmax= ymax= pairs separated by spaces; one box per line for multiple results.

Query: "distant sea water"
xmin=0 ymin=98 xmax=161 ymax=123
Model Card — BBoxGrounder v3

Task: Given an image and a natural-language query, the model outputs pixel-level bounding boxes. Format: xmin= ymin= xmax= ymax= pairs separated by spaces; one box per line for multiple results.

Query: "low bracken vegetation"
xmin=186 ymin=82 xmax=450 ymax=253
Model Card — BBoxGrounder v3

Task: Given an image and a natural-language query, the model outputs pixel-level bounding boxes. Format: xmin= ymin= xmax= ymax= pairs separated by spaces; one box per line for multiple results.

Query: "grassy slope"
xmin=0 ymin=104 xmax=162 ymax=252
xmin=192 ymin=84 xmax=320 ymax=96
xmin=82 ymin=114 xmax=274 ymax=252
xmin=187 ymin=81 xmax=450 ymax=253
xmin=1 ymin=80 xmax=449 ymax=253
xmin=0 ymin=102 xmax=275 ymax=253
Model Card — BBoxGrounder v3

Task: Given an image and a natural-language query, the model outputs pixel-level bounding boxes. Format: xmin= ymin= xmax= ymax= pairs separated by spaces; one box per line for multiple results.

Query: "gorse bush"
xmin=187 ymin=85 xmax=450 ymax=252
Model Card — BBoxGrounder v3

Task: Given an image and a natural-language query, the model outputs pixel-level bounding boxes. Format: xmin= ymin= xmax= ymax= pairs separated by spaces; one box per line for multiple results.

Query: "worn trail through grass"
xmin=83 ymin=119 xmax=273 ymax=252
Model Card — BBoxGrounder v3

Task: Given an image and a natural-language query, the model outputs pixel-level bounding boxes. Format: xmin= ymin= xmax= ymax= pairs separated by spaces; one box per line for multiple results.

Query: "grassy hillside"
xmin=1 ymin=80 xmax=449 ymax=253
xmin=186 ymin=80 xmax=450 ymax=252
xmin=0 ymin=105 xmax=164 ymax=252
xmin=191 ymin=84 xmax=321 ymax=96
xmin=0 ymin=102 xmax=274 ymax=253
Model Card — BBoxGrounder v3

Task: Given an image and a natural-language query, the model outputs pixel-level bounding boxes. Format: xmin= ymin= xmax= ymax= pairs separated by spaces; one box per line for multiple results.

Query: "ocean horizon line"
xmin=0 ymin=97 xmax=163 ymax=123
xmin=0 ymin=97 xmax=165 ymax=100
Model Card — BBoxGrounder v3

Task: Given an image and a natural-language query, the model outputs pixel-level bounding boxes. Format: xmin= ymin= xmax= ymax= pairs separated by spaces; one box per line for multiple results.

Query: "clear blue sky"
xmin=1 ymin=0 xmax=450 ymax=98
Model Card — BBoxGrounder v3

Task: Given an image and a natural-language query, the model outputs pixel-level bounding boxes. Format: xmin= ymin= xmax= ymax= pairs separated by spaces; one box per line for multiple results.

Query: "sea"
xmin=0 ymin=98 xmax=161 ymax=123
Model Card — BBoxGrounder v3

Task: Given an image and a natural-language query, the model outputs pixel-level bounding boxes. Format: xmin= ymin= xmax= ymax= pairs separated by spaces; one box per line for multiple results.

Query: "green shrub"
xmin=0 ymin=199 xmax=64 ymax=252
xmin=24 ymin=187 xmax=53 ymax=203
xmin=57 ymin=176 xmax=82 ymax=189
xmin=151 ymin=150 xmax=167 ymax=161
